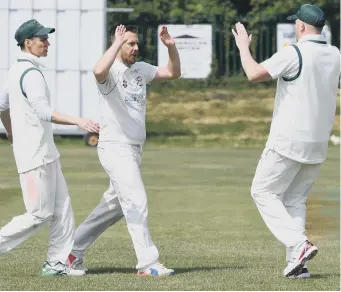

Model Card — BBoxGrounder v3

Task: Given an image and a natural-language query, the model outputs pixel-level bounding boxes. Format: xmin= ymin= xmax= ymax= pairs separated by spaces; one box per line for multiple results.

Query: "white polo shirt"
xmin=261 ymin=34 xmax=340 ymax=164
xmin=96 ymin=60 xmax=158 ymax=145
xmin=0 ymin=52 xmax=59 ymax=173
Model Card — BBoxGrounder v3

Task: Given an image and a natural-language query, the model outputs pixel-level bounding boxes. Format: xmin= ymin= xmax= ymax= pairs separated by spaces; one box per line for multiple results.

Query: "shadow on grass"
xmin=310 ymin=273 xmax=340 ymax=279
xmin=175 ymin=266 xmax=245 ymax=274
xmin=88 ymin=266 xmax=245 ymax=275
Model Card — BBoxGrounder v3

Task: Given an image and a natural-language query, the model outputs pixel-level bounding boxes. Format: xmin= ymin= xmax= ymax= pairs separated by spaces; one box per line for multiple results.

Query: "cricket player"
xmin=232 ymin=4 xmax=340 ymax=278
xmin=0 ymin=19 xmax=100 ymax=276
xmin=67 ymin=24 xmax=181 ymax=276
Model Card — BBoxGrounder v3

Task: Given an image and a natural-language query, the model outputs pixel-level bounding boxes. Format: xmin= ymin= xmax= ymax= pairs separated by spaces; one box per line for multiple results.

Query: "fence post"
xmin=223 ymin=17 xmax=231 ymax=76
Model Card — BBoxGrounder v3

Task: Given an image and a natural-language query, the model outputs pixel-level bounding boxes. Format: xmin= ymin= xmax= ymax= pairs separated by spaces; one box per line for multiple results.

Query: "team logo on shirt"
xmin=135 ymin=76 xmax=143 ymax=87
xmin=121 ymin=76 xmax=143 ymax=88
xmin=125 ymin=94 xmax=145 ymax=109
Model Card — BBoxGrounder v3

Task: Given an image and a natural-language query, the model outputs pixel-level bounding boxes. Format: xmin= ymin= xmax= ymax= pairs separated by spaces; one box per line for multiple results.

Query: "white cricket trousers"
xmin=71 ymin=143 xmax=159 ymax=270
xmin=251 ymin=147 xmax=320 ymax=252
xmin=0 ymin=159 xmax=75 ymax=264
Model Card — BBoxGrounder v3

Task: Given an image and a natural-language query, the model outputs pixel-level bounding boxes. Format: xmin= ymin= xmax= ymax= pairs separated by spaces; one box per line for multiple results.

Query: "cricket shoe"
xmin=67 ymin=254 xmax=88 ymax=272
xmin=137 ymin=263 xmax=175 ymax=276
xmin=284 ymin=241 xmax=318 ymax=277
xmin=41 ymin=261 xmax=86 ymax=276
xmin=289 ymin=268 xmax=311 ymax=279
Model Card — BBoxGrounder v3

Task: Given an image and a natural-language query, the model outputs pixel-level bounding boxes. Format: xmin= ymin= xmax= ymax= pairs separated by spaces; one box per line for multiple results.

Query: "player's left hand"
xmin=159 ymin=26 xmax=176 ymax=48
xmin=232 ymin=22 xmax=252 ymax=50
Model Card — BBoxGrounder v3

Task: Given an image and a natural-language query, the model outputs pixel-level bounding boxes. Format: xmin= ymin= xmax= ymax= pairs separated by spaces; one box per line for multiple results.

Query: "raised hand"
xmin=159 ymin=26 xmax=176 ymax=48
xmin=114 ymin=24 xmax=128 ymax=44
xmin=231 ymin=22 xmax=252 ymax=50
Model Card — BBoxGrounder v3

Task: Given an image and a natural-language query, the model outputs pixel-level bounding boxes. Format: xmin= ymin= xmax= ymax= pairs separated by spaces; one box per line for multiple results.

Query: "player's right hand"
xmin=77 ymin=118 xmax=100 ymax=133
xmin=114 ymin=24 xmax=128 ymax=45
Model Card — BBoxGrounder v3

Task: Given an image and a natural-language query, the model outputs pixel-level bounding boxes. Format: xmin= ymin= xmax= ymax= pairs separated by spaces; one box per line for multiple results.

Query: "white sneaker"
xmin=67 ymin=254 xmax=88 ymax=272
xmin=137 ymin=263 xmax=175 ymax=276
xmin=284 ymin=241 xmax=318 ymax=277
xmin=41 ymin=261 xmax=86 ymax=276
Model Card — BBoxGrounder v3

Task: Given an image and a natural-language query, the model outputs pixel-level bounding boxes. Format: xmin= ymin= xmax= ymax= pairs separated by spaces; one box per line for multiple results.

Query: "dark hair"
xmin=18 ymin=37 xmax=32 ymax=51
xmin=111 ymin=25 xmax=138 ymax=41
xmin=18 ymin=38 xmax=32 ymax=50
xmin=125 ymin=25 xmax=138 ymax=33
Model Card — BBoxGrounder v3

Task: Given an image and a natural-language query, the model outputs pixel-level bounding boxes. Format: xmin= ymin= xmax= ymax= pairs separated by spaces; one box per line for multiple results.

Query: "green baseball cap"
xmin=15 ymin=19 xmax=55 ymax=46
xmin=287 ymin=4 xmax=325 ymax=27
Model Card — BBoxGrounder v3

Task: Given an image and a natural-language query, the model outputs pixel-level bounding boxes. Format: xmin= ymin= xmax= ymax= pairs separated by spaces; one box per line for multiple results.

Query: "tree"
xmin=247 ymin=0 xmax=340 ymax=46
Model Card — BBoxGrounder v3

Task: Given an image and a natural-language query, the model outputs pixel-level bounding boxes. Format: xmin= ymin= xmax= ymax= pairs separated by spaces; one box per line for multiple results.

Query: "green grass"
xmin=0 ymin=144 xmax=339 ymax=291
xmin=145 ymin=88 xmax=340 ymax=146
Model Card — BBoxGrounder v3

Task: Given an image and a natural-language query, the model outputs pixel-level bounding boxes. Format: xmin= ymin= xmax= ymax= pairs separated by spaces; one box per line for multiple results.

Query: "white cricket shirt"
xmin=0 ymin=52 xmax=59 ymax=173
xmin=96 ymin=60 xmax=158 ymax=145
xmin=261 ymin=34 xmax=340 ymax=164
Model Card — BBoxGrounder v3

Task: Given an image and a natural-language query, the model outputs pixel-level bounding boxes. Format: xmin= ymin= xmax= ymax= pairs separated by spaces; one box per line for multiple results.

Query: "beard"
xmin=122 ymin=53 xmax=137 ymax=65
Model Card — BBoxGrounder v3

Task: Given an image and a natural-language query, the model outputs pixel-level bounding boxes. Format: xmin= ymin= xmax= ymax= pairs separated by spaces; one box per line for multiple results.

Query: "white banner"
xmin=276 ymin=23 xmax=332 ymax=51
xmin=157 ymin=24 xmax=212 ymax=79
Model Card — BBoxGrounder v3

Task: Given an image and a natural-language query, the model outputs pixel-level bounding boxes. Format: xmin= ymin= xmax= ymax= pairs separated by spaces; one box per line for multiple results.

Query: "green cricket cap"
xmin=287 ymin=4 xmax=325 ymax=27
xmin=15 ymin=19 xmax=55 ymax=46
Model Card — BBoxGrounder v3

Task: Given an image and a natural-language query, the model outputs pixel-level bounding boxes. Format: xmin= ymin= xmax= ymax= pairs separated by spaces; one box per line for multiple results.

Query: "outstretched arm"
xmin=24 ymin=71 xmax=100 ymax=133
xmin=232 ymin=22 xmax=271 ymax=82
xmin=93 ymin=25 xmax=128 ymax=84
